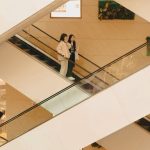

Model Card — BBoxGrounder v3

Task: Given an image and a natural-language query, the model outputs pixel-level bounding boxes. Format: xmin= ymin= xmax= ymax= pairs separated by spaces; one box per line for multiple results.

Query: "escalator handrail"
xmin=0 ymin=42 xmax=146 ymax=128
xmin=31 ymin=24 xmax=119 ymax=81
xmin=21 ymin=29 xmax=110 ymax=86
xmin=0 ymin=136 xmax=8 ymax=142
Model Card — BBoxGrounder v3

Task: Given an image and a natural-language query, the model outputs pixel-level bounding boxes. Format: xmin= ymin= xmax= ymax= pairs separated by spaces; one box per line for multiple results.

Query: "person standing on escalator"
xmin=56 ymin=33 xmax=70 ymax=77
xmin=66 ymin=34 xmax=79 ymax=81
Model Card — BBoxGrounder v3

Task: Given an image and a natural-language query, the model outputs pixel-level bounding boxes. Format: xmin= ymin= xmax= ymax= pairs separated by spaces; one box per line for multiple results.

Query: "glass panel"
xmin=2 ymin=82 xmax=42 ymax=126
xmin=3 ymin=105 xmax=52 ymax=142
xmin=41 ymin=74 xmax=110 ymax=116
xmin=104 ymin=45 xmax=149 ymax=80
xmin=10 ymin=26 xmax=118 ymax=85
xmin=95 ymin=70 xmax=118 ymax=85
xmin=0 ymin=76 xmax=107 ymax=144
xmin=20 ymin=25 xmax=101 ymax=74
xmin=0 ymin=42 xmax=149 ymax=145
xmin=24 ymin=25 xmax=58 ymax=48
xmin=9 ymin=35 xmax=92 ymax=79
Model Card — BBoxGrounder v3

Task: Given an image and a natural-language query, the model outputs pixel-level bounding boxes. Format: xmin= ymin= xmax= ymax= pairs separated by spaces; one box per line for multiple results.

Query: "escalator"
xmin=0 ymin=37 xmax=149 ymax=149
xmin=0 ymin=24 xmax=117 ymax=146
xmin=13 ymin=24 xmax=118 ymax=83
xmin=7 ymin=25 xmax=120 ymax=115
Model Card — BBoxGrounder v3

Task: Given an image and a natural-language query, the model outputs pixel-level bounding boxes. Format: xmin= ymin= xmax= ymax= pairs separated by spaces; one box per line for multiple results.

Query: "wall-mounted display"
xmin=51 ymin=0 xmax=81 ymax=18
xmin=98 ymin=0 xmax=135 ymax=20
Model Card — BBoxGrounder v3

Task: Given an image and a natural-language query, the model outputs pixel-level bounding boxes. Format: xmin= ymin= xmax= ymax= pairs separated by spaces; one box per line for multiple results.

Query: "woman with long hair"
xmin=56 ymin=33 xmax=70 ymax=76
xmin=66 ymin=34 xmax=79 ymax=80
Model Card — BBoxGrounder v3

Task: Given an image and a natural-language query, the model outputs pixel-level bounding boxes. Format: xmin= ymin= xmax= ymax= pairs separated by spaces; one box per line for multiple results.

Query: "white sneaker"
xmin=68 ymin=77 xmax=75 ymax=81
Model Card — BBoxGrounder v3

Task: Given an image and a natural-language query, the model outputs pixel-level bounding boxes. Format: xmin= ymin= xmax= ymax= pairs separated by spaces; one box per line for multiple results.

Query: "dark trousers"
xmin=67 ymin=53 xmax=75 ymax=77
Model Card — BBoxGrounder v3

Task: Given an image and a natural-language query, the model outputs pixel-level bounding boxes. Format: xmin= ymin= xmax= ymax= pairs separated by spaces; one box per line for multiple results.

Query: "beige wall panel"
xmin=33 ymin=0 xmax=150 ymax=67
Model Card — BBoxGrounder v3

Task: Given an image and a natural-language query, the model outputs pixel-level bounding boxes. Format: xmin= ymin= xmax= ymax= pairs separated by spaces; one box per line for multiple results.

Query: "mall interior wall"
xmin=34 ymin=0 xmax=150 ymax=66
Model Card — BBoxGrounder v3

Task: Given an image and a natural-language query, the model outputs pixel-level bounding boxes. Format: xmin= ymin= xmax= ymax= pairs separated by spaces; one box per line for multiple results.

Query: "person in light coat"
xmin=56 ymin=33 xmax=70 ymax=76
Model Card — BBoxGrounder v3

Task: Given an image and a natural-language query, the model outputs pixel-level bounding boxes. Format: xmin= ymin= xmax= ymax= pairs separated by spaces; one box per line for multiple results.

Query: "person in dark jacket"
xmin=66 ymin=34 xmax=79 ymax=80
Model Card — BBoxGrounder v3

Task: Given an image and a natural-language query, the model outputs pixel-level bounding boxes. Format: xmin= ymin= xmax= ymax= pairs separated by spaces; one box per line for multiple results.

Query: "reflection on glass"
xmin=5 ymin=30 xmax=149 ymax=146
xmin=105 ymin=45 xmax=149 ymax=80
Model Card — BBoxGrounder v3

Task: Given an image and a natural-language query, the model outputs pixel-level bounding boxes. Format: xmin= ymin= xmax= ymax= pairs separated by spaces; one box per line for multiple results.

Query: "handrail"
xmin=21 ymin=29 xmax=110 ymax=86
xmin=0 ymin=65 xmax=101 ymax=127
xmin=31 ymin=24 xmax=119 ymax=81
xmin=0 ymin=136 xmax=8 ymax=142
xmin=32 ymin=25 xmax=59 ymax=42
xmin=33 ymin=25 xmax=59 ymax=42
xmin=0 ymin=42 xmax=146 ymax=128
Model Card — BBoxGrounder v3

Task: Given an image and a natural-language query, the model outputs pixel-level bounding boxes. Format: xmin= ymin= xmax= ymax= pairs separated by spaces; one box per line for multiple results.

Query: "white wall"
xmin=0 ymin=0 xmax=69 ymax=44
xmin=0 ymin=0 xmax=54 ymax=35
xmin=0 ymin=42 xmax=70 ymax=102
xmin=98 ymin=124 xmax=150 ymax=150
xmin=0 ymin=62 xmax=150 ymax=150
xmin=116 ymin=0 xmax=150 ymax=22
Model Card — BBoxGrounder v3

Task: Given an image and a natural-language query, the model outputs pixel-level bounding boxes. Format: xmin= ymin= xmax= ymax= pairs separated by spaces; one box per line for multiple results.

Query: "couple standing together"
xmin=56 ymin=33 xmax=79 ymax=81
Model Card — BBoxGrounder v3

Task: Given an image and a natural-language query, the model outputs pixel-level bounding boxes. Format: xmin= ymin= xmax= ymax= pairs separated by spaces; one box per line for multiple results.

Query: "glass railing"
xmin=0 ymin=41 xmax=148 ymax=145
xmin=8 ymin=34 xmax=110 ymax=122
xmin=0 ymin=81 xmax=54 ymax=144
xmin=18 ymin=24 xmax=118 ymax=81
xmin=8 ymin=28 xmax=116 ymax=132
xmin=9 ymin=32 xmax=115 ymax=86
xmin=29 ymin=24 xmax=105 ymax=72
